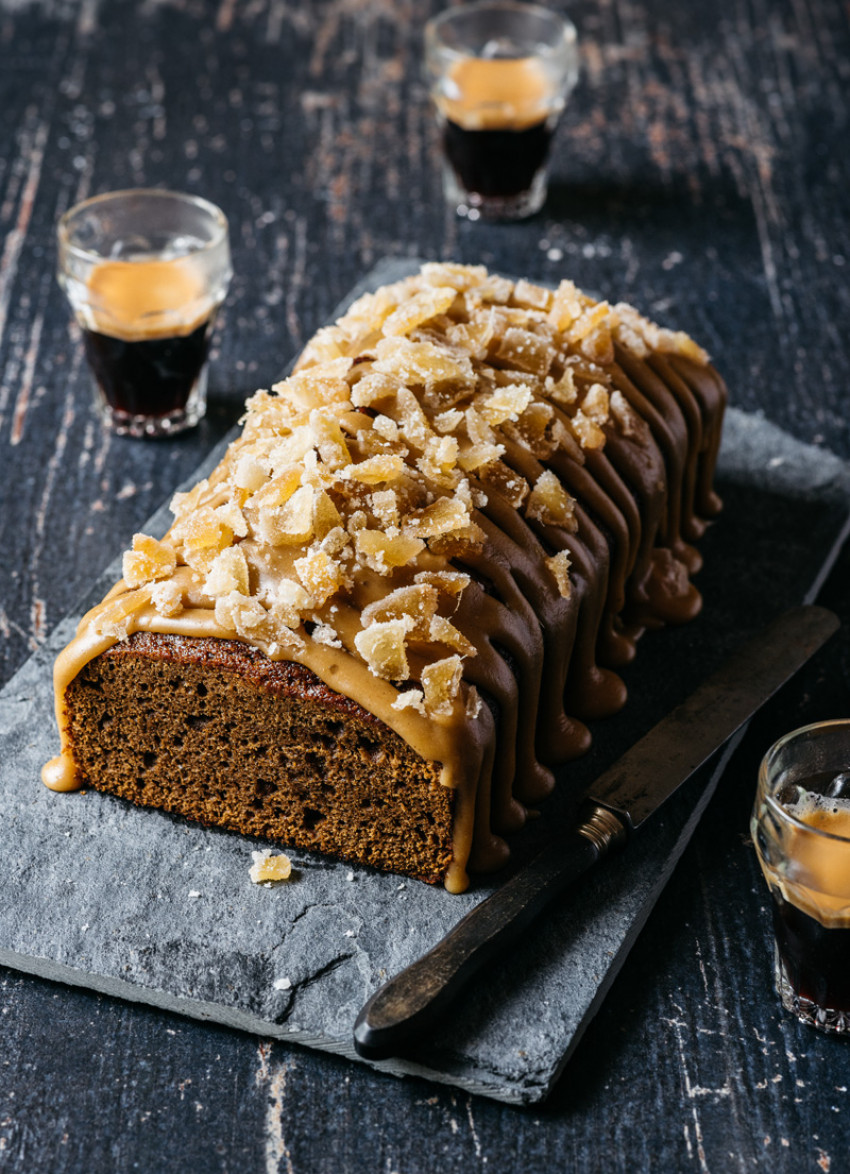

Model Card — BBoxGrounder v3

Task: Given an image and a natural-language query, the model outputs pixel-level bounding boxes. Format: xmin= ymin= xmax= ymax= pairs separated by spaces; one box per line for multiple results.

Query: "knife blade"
xmin=353 ymin=604 xmax=839 ymax=1061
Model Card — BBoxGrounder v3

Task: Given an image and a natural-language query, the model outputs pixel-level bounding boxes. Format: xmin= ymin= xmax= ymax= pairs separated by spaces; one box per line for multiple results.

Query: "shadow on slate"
xmin=0 ymin=261 xmax=848 ymax=1105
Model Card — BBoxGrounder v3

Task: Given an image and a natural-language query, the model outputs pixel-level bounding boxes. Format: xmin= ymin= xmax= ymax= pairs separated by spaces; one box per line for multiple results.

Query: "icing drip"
xmin=43 ymin=264 xmax=726 ymax=892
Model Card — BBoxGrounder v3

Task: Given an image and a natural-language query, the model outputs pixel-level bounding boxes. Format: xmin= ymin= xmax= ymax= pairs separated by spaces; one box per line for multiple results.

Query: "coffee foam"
xmin=784 ymin=789 xmax=850 ymax=839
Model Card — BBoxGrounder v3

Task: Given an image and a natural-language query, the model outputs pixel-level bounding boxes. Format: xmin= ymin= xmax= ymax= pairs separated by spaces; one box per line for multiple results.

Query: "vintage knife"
xmin=353 ymin=604 xmax=839 ymax=1060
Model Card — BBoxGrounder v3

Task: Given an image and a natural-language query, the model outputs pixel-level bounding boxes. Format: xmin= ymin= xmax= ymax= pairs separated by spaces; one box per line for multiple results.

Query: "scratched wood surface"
xmin=1 ymin=0 xmax=850 ymax=1169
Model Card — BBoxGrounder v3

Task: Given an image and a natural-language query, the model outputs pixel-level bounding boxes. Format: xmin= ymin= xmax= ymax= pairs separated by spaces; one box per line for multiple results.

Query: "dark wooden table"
xmin=2 ymin=1 xmax=850 ymax=1169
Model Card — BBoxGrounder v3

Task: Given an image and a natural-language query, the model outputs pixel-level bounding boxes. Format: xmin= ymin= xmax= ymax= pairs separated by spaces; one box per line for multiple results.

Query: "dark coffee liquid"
xmin=772 ymin=891 xmax=850 ymax=1011
xmin=443 ymin=118 xmax=553 ymax=198
xmin=83 ymin=318 xmax=212 ymax=418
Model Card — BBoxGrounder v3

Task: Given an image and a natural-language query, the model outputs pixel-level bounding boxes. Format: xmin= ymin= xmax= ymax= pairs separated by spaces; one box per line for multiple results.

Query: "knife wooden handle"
xmin=353 ymin=804 xmax=627 ymax=1060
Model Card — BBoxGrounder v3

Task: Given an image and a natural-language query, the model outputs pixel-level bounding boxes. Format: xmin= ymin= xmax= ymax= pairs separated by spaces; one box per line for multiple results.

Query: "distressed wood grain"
xmin=1 ymin=0 xmax=849 ymax=1169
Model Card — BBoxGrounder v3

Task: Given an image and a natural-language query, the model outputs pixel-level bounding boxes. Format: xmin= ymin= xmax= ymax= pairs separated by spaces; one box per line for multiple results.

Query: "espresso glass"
xmin=425 ymin=0 xmax=579 ymax=221
xmin=752 ymin=720 xmax=850 ymax=1033
xmin=57 ymin=189 xmax=232 ymax=438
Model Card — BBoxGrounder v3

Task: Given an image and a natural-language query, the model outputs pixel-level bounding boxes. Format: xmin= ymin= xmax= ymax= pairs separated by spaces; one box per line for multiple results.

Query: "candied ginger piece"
xmin=567 ymin=302 xmax=612 ymax=345
xmin=350 ymin=371 xmax=400 ymax=408
xmin=418 ymin=435 xmax=459 ymax=486
xmin=570 ymin=409 xmax=607 ymax=450
xmin=413 ymin=570 xmax=471 ymax=597
xmin=513 ymin=279 xmax=552 ymax=311
xmin=406 ymin=497 xmax=469 ymax=539
xmin=433 ymin=408 xmax=464 ymax=434
xmin=392 ymin=687 xmax=426 ymax=714
xmin=526 ymin=470 xmax=577 ymax=530
xmin=420 ymin=262 xmax=488 ymax=291
xmin=495 ymin=327 xmax=554 ymax=376
xmin=373 ymin=337 xmax=474 ymax=391
xmin=170 ymin=478 xmax=212 ymax=521
xmin=203 ymin=546 xmax=250 ymax=598
xmin=465 ymin=405 xmax=496 ymax=447
xmin=546 ymin=368 xmax=578 ymax=406
xmin=548 ymin=280 xmax=586 ymax=332
xmin=446 ymin=312 xmax=496 ymax=360
xmin=181 ymin=506 xmax=235 ymax=556
xmin=298 ymin=324 xmax=346 ymax=365
xmin=94 ymin=589 xmax=149 ymax=641
xmin=580 ymin=322 xmax=615 ymax=366
xmin=272 ymin=578 xmax=312 ymax=628
xmin=372 ymin=414 xmax=399 ymax=441
xmin=149 ymin=579 xmax=183 ymax=617
xmin=654 ymin=327 xmax=709 ymax=365
xmin=276 ymin=484 xmax=315 ymax=541
xmin=502 ymin=401 xmax=555 ymax=458
xmin=257 ymin=483 xmax=315 ymax=547
xmin=215 ymin=501 xmax=248 ymax=539
xmin=370 ymin=489 xmax=399 ymax=528
xmin=354 ymin=529 xmax=425 ymax=574
xmin=382 ymin=287 xmax=458 ymax=337
xmin=250 ymin=850 xmax=292 ymax=884
xmin=474 ymin=273 xmax=513 ymax=303
xmin=319 ymin=525 xmax=349 ymax=557
xmin=234 ymin=453 xmax=269 ymax=493
xmin=608 ymin=389 xmax=639 ymax=439
xmin=478 ymin=460 xmax=529 ymax=509
xmin=428 ymin=615 xmax=476 ymax=657
xmin=311 ymin=621 xmax=343 ymax=648
xmin=394 ymin=387 xmax=434 ymax=450
xmin=612 ymin=309 xmax=651 ymax=359
xmin=273 ymin=361 xmax=352 ymax=414
xmin=313 ymin=490 xmax=343 ymax=540
xmin=294 ymin=549 xmax=345 ymax=607
xmin=214 ymin=591 xmax=267 ymax=637
xmin=122 ymin=534 xmax=177 ymax=588
xmin=361 ymin=584 xmax=439 ymax=637
xmin=457 ymin=441 xmax=505 ymax=472
xmin=582 ymin=383 xmax=610 ymax=424
xmin=266 ymin=429 xmax=315 ymax=475
xmin=341 ymin=454 xmax=405 ymax=485
xmin=426 ymin=520 xmax=486 ymax=557
xmin=309 ymin=410 xmax=351 ymax=470
xmin=421 ymin=655 xmax=463 ymax=717
xmin=354 ymin=618 xmax=410 ymax=681
xmin=480 ymin=383 xmax=533 ymax=426
xmin=545 ymin=550 xmax=572 ymax=599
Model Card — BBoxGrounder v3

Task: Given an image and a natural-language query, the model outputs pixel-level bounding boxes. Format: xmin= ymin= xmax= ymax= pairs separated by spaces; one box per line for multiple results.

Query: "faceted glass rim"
xmin=57 ymin=187 xmax=230 ymax=267
xmin=425 ymin=0 xmax=578 ymax=60
xmin=759 ymin=718 xmax=850 ymax=845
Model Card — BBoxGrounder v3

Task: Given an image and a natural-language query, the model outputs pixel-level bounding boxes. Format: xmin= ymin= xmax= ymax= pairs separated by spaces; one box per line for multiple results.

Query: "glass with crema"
xmin=425 ymin=1 xmax=579 ymax=220
xmin=57 ymin=189 xmax=232 ymax=438
xmin=752 ymin=720 xmax=850 ymax=1033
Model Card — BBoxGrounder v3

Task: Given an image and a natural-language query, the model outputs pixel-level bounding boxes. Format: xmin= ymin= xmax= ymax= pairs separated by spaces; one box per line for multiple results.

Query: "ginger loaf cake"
xmin=43 ymin=263 xmax=726 ymax=893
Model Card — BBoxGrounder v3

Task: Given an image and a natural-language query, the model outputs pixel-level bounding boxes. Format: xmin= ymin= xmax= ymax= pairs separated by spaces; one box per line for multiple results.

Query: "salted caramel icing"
xmin=43 ymin=263 xmax=726 ymax=892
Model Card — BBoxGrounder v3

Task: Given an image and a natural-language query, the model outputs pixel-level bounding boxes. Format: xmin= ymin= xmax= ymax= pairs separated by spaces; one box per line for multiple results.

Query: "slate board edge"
xmin=0 ymin=947 xmax=525 ymax=1104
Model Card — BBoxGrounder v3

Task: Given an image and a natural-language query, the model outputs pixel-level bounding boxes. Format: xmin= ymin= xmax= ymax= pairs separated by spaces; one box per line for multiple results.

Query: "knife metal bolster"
xmin=575 ymin=802 xmax=630 ymax=853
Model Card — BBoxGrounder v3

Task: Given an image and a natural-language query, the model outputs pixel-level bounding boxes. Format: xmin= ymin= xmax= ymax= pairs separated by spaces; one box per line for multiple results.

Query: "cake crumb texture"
xmin=65 ymin=632 xmax=454 ymax=884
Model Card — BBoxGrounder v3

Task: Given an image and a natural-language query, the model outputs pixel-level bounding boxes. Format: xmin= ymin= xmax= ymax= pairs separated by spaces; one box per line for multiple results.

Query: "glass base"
xmin=443 ymin=164 xmax=547 ymax=222
xmin=775 ymin=946 xmax=850 ymax=1034
xmin=93 ymin=366 xmax=207 ymax=439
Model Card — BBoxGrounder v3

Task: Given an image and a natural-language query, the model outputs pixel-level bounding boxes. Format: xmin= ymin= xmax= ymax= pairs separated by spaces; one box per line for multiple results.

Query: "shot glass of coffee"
xmin=57 ymin=189 xmax=232 ymax=438
xmin=752 ymin=720 xmax=850 ymax=1033
xmin=425 ymin=0 xmax=579 ymax=221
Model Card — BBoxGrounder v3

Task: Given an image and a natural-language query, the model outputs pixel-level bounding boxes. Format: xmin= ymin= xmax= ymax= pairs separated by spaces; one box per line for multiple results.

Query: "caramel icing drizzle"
xmin=43 ymin=263 xmax=726 ymax=893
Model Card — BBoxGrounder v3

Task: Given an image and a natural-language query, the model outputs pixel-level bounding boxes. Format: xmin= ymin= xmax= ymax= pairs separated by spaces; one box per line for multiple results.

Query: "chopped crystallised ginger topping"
xmin=116 ymin=263 xmax=708 ymax=719
xmin=250 ymin=850 xmax=293 ymax=884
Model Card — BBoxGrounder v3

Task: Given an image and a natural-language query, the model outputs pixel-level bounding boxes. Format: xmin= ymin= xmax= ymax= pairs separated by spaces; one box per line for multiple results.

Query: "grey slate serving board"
xmin=1 ymin=261 xmax=848 ymax=1105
